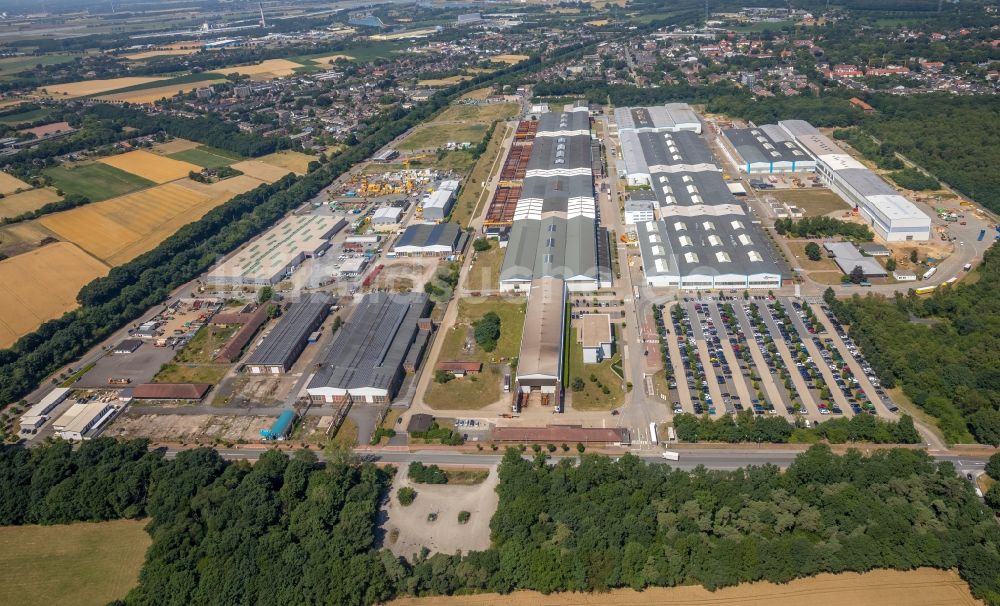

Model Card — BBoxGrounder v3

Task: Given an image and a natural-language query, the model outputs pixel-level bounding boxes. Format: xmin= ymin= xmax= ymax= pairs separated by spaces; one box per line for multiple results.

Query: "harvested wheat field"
xmin=211 ymin=58 xmax=303 ymax=80
xmin=0 ymin=171 xmax=31 ymax=195
xmin=386 ymin=569 xmax=981 ymax=606
xmin=0 ymin=188 xmax=61 ymax=219
xmin=173 ymin=174 xmax=267 ymax=197
xmin=99 ymin=150 xmax=202 ymax=183
xmin=38 ymin=77 xmax=165 ymax=98
xmin=125 ymin=48 xmax=198 ymax=60
xmin=310 ymin=53 xmax=353 ymax=65
xmin=0 ymin=243 xmax=109 ymax=347
xmin=418 ymin=75 xmax=472 ymax=87
xmin=490 ymin=54 xmax=530 ymax=64
xmin=151 ymin=138 xmax=201 ymax=154
xmin=98 ymin=79 xmax=226 ymax=104
xmin=39 ymin=182 xmax=227 ymax=265
xmin=231 ymin=160 xmax=296 ymax=183
xmin=258 ymin=150 xmax=314 ymax=174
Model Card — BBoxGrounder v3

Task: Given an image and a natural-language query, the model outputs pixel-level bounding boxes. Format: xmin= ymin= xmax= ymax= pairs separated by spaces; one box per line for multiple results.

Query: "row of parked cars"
xmin=819 ymin=305 xmax=899 ymax=414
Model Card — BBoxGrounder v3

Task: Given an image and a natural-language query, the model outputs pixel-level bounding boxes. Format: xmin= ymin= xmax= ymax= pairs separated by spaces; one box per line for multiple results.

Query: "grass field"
xmin=39 ymin=181 xmax=228 ymax=265
xmin=100 ymin=150 xmax=202 ymax=183
xmin=399 ymin=123 xmax=488 ymax=151
xmin=0 ymin=520 xmax=150 ymax=606
xmin=436 ymin=103 xmax=519 ymax=124
xmin=0 ymin=242 xmax=109 ymax=348
xmin=464 ymin=243 xmax=504 ymax=291
xmin=257 ymin=150 xmax=314 ymax=174
xmin=385 ymin=569 xmax=982 ymax=606
xmin=786 ymin=240 xmax=840 ymax=272
xmin=769 ymin=188 xmax=850 ymax=217
xmin=168 ymin=145 xmax=242 ymax=168
xmin=566 ymin=327 xmax=624 ymax=411
xmin=0 ymin=53 xmax=80 ymax=77
xmin=38 ymin=76 xmax=165 ymax=98
xmin=0 ymin=187 xmax=61 ymax=219
xmin=151 ymin=138 xmax=200 ymax=154
xmin=173 ymin=325 xmax=237 ymax=364
xmin=0 ymin=106 xmax=53 ymax=125
xmin=0 ymin=171 xmax=31 ymax=195
xmin=153 ymin=362 xmax=229 ymax=384
xmin=451 ymin=124 xmax=509 ymax=228
xmin=424 ymin=366 xmax=503 ymax=409
xmin=43 ymin=162 xmax=154 ymax=201
xmin=438 ymin=298 xmax=526 ymax=363
xmin=125 ymin=48 xmax=199 ymax=60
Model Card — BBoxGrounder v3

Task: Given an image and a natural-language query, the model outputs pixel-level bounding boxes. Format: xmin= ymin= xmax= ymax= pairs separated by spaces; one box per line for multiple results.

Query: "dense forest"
xmin=826 ymin=243 xmax=1000 ymax=445
xmin=2 ymin=440 xmax=998 ymax=605
xmin=673 ymin=411 xmax=920 ymax=444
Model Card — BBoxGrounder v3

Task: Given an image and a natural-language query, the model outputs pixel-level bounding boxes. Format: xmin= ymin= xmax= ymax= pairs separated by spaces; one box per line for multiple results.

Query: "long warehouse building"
xmin=720 ymin=125 xmax=816 ymax=174
xmin=246 ymin=294 xmax=333 ymax=374
xmin=499 ymin=108 xmax=611 ymax=293
xmin=777 ymin=120 xmax=931 ymax=241
xmin=618 ymin=107 xmax=783 ymax=289
xmin=306 ymin=293 xmax=429 ymax=404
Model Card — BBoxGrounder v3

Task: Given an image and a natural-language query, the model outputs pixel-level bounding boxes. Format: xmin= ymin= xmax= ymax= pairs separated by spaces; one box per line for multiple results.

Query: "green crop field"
xmin=398 ymin=123 xmax=488 ymax=151
xmin=0 ymin=107 xmax=53 ymax=125
xmin=44 ymin=163 xmax=155 ymax=201
xmin=0 ymin=519 xmax=150 ymax=606
xmin=168 ymin=145 xmax=242 ymax=168
xmin=0 ymin=53 xmax=80 ymax=78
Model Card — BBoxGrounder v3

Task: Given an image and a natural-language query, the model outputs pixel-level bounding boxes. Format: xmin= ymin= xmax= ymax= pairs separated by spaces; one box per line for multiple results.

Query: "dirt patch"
xmin=0 ymin=242 xmax=109 ymax=348
xmin=384 ymin=568 xmax=982 ymax=606
xmin=106 ymin=412 xmax=273 ymax=444
xmin=769 ymin=188 xmax=850 ymax=217
xmin=375 ymin=259 xmax=438 ymax=292
xmin=382 ymin=465 xmax=498 ymax=559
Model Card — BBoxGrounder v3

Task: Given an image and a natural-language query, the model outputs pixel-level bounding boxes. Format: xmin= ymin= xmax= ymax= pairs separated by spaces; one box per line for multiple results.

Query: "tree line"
xmin=774 ymin=216 xmax=874 ymax=241
xmin=673 ymin=411 xmax=921 ymax=444
xmin=3 ymin=440 xmax=997 ymax=605
xmin=825 ymin=243 xmax=1000 ymax=445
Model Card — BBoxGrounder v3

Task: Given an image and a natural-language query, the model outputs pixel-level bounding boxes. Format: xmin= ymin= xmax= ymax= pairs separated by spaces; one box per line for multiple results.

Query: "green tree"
xmin=885 ymin=257 xmax=897 ymax=272
xmin=473 ymin=238 xmax=491 ymax=252
xmin=849 ymin=265 xmax=866 ymax=284
xmin=986 ymin=452 xmax=1000 ymax=480
xmin=804 ymin=242 xmax=822 ymax=261
xmin=398 ymin=487 xmax=417 ymax=506
xmin=474 ymin=311 xmax=501 ymax=352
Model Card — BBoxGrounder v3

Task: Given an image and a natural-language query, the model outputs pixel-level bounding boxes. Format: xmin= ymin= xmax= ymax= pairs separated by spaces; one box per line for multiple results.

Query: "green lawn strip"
xmin=43 ymin=163 xmax=155 ymax=202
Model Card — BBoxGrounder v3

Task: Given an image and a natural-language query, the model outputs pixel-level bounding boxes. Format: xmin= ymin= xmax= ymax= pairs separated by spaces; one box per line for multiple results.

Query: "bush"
xmin=434 ymin=370 xmax=455 ymax=384
xmin=458 ymin=510 xmax=471 ymax=524
xmin=398 ymin=487 xmax=417 ymax=506
xmin=473 ymin=238 xmax=491 ymax=252
xmin=985 ymin=483 xmax=1000 ymax=513
xmin=571 ymin=377 xmax=585 ymax=391
xmin=987 ymin=452 xmax=1000 ymax=480
xmin=473 ymin=311 xmax=501 ymax=352
xmin=408 ymin=462 xmax=448 ymax=484
xmin=805 ymin=242 xmax=822 ymax=261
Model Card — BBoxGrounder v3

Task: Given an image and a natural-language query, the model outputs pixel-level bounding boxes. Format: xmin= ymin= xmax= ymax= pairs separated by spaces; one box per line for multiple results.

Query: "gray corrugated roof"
xmin=536 ymin=110 xmax=590 ymax=134
xmin=308 ymin=293 xmax=428 ymax=391
xmin=394 ymin=223 xmax=462 ymax=250
xmin=246 ymin=294 xmax=332 ymax=368
xmin=527 ymin=134 xmax=592 ymax=171
xmin=837 ymin=167 xmax=898 ymax=197
xmin=723 ymin=127 xmax=810 ymax=164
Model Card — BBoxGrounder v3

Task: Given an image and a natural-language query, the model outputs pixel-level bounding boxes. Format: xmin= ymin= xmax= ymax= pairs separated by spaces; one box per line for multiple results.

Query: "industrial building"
xmin=620 ymin=108 xmax=784 ymax=289
xmin=371 ymin=206 xmax=403 ymax=230
xmin=207 ymin=214 xmax=347 ymax=286
xmin=246 ymin=294 xmax=333 ymax=374
xmin=823 ymin=242 xmax=888 ymax=278
xmin=579 ymin=314 xmax=613 ymax=363
xmin=499 ymin=109 xmax=611 ymax=293
xmin=53 ymin=400 xmax=120 ymax=441
xmin=777 ymin=120 xmax=931 ymax=241
xmin=19 ymin=387 xmax=70 ymax=434
xmin=307 ymin=293 xmax=429 ymax=404
xmin=614 ymin=103 xmax=702 ymax=134
xmin=624 ymin=192 xmax=658 ymax=225
xmin=515 ymin=277 xmax=565 ymax=404
xmin=391 ymin=223 xmax=465 ymax=257
xmin=720 ymin=125 xmax=816 ymax=174
xmin=420 ymin=179 xmax=460 ymax=222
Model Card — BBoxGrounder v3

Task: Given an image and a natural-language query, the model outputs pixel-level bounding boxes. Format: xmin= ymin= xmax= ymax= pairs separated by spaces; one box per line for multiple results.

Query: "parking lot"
xmin=657 ymin=296 xmax=899 ymax=423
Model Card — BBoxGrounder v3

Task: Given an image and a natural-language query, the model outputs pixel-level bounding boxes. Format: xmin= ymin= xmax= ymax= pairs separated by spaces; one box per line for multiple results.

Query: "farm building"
xmin=621 ymin=109 xmax=783 ymax=290
xmin=19 ymin=387 xmax=70 ymax=434
xmin=499 ymin=110 xmax=611 ymax=293
xmin=579 ymin=314 xmax=613 ymax=363
xmin=132 ymin=383 xmax=212 ymax=400
xmin=245 ymin=294 xmax=333 ymax=374
xmin=391 ymin=223 xmax=465 ymax=257
xmin=777 ymin=120 xmax=930 ymax=241
xmin=823 ymin=242 xmax=888 ymax=278
xmin=420 ymin=179 xmax=460 ymax=222
xmin=720 ymin=126 xmax=815 ymax=174
xmin=206 ymin=214 xmax=347 ymax=286
xmin=306 ymin=293 xmax=430 ymax=404
xmin=371 ymin=206 xmax=404 ymax=230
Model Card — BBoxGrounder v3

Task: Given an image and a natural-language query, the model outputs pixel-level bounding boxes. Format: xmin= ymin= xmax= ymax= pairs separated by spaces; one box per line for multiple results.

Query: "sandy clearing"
xmin=382 ymin=465 xmax=497 ymax=560
xmin=0 ymin=187 xmax=61 ymax=219
xmin=385 ymin=568 xmax=982 ymax=606
xmin=0 ymin=243 xmax=109 ymax=348
xmin=0 ymin=172 xmax=31 ymax=195
xmin=99 ymin=150 xmax=202 ymax=183
xmin=37 ymin=77 xmax=165 ymax=98
xmin=231 ymin=159 xmax=297 ymax=183
xmin=210 ymin=58 xmax=303 ymax=80
xmin=97 ymin=79 xmax=226 ymax=104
